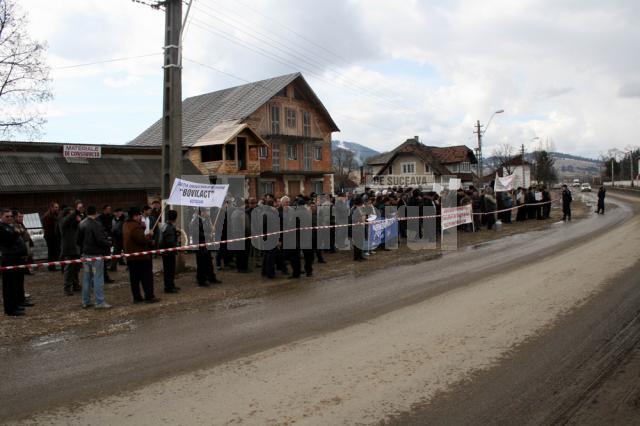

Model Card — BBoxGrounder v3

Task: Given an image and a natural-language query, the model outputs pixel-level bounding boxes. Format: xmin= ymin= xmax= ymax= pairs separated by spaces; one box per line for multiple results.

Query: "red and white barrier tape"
xmin=0 ymin=200 xmax=554 ymax=271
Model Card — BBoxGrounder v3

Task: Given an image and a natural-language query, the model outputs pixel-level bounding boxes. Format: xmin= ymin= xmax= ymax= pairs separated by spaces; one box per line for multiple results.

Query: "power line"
xmin=195 ymin=0 xmax=404 ymax=106
xmin=183 ymin=56 xmax=396 ymax=134
xmin=51 ymin=53 xmax=162 ymax=70
xmin=187 ymin=16 xmax=411 ymax=113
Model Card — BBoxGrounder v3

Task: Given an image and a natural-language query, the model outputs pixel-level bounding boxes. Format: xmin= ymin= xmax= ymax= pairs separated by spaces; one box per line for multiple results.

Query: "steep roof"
xmin=428 ymin=145 xmax=477 ymax=164
xmin=129 ymin=72 xmax=338 ymax=147
xmin=371 ymin=138 xmax=451 ymax=176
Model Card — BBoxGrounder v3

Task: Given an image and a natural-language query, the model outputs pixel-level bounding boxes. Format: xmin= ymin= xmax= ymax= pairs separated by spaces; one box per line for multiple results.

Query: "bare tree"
xmin=491 ymin=143 xmax=516 ymax=175
xmin=332 ymin=147 xmax=356 ymax=188
xmin=0 ymin=0 xmax=51 ymax=137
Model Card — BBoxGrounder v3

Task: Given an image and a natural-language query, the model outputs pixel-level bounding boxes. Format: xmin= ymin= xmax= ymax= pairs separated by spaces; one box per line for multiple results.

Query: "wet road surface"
xmin=1 ymin=191 xmax=639 ymax=424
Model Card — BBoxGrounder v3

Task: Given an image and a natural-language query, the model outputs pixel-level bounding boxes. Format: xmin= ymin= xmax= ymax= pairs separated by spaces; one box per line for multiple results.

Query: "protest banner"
xmin=448 ymin=178 xmax=461 ymax=191
xmin=534 ymin=191 xmax=543 ymax=201
xmin=166 ymin=178 xmax=229 ymax=208
xmin=441 ymin=204 xmax=473 ymax=231
xmin=432 ymin=183 xmax=443 ymax=194
xmin=495 ymin=173 xmax=516 ymax=192
xmin=367 ymin=215 xmax=398 ymax=250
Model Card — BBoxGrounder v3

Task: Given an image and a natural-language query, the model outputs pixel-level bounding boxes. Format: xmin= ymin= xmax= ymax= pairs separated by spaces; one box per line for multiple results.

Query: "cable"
xmin=52 ymin=53 xmax=163 ymax=70
xmin=187 ymin=17 xmax=411 ymax=113
xmin=193 ymin=0 xmax=404 ymax=107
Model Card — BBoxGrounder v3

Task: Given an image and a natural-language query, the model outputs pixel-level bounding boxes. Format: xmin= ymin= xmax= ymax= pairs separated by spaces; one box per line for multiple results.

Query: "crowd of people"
xmin=1 ymin=182 xmax=574 ymax=317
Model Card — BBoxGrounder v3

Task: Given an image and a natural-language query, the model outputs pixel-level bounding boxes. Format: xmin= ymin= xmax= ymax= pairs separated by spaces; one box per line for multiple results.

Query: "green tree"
xmin=533 ymin=150 xmax=557 ymax=184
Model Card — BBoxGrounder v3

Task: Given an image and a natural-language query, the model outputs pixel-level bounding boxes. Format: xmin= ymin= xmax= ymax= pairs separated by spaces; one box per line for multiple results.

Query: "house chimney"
xmin=414 ymin=135 xmax=420 ymax=142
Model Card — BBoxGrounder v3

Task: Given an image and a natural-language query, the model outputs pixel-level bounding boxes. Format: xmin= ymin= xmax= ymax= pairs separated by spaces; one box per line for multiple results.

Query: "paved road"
xmin=1 ymin=192 xmax=639 ymax=424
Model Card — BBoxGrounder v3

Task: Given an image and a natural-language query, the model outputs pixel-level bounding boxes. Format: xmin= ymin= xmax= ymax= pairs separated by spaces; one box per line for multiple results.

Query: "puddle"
xmin=30 ymin=332 xmax=76 ymax=349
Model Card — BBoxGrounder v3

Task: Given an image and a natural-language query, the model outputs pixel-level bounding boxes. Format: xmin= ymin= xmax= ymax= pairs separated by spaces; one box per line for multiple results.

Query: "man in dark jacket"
xmin=97 ymin=205 xmax=115 ymax=283
xmin=41 ymin=202 xmax=60 ymax=271
xmin=160 ymin=209 xmax=180 ymax=293
xmin=77 ymin=206 xmax=112 ymax=309
xmin=562 ymin=185 xmax=573 ymax=221
xmin=110 ymin=208 xmax=126 ymax=271
xmin=542 ymin=186 xmax=552 ymax=219
xmin=597 ymin=186 xmax=606 ymax=214
xmin=190 ymin=209 xmax=221 ymax=287
xmin=1 ymin=208 xmax=29 ymax=316
xmin=59 ymin=204 xmax=82 ymax=295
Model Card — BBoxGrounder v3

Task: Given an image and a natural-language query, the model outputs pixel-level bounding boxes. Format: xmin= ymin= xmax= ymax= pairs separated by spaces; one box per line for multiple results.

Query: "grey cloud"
xmin=618 ymin=82 xmax=640 ymax=98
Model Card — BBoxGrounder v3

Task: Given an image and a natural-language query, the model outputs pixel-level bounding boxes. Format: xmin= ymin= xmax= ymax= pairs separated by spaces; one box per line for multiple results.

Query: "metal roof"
xmin=128 ymin=72 xmax=339 ymax=148
xmin=0 ymin=153 xmax=201 ymax=193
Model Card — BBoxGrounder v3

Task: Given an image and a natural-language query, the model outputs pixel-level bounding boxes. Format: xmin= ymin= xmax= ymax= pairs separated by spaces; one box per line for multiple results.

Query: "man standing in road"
xmin=42 ymin=202 xmax=60 ymax=271
xmin=597 ymin=186 xmax=606 ymax=214
xmin=77 ymin=206 xmax=112 ymax=309
xmin=562 ymin=184 xmax=573 ymax=221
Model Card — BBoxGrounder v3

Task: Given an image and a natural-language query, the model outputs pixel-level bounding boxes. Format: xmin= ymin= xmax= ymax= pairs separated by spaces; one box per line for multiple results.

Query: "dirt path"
xmin=13 ymin=194 xmax=637 ymax=425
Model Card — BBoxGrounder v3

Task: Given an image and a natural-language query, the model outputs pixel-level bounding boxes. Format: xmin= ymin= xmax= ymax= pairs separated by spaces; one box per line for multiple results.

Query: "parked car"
xmin=580 ymin=183 xmax=592 ymax=192
xmin=572 ymin=179 xmax=581 ymax=187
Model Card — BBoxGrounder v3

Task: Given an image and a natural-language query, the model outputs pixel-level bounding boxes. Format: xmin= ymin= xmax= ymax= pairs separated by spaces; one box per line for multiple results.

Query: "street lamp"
xmin=476 ymin=109 xmax=504 ymax=187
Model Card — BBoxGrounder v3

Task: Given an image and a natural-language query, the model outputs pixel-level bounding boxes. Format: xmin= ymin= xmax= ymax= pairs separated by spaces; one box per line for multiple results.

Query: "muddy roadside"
xmin=0 ymin=194 xmax=594 ymax=346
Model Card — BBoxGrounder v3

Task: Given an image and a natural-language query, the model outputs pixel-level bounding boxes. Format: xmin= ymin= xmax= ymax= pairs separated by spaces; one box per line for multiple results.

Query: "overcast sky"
xmin=17 ymin=0 xmax=640 ymax=158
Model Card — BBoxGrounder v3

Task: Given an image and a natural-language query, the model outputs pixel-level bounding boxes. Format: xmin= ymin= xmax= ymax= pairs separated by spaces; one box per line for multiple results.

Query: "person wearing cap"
xmin=123 ymin=207 xmax=159 ymax=303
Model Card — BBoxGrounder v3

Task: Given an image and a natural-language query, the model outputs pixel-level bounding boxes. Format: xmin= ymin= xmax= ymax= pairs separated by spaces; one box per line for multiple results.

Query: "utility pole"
xmin=631 ymin=152 xmax=635 ymax=188
xmin=521 ymin=144 xmax=526 ymax=188
xmin=475 ymin=120 xmax=483 ymax=188
xmin=161 ymin=0 xmax=184 ymax=201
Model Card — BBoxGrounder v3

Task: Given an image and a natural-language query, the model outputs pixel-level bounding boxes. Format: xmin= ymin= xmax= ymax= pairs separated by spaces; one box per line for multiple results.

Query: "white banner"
xmin=63 ymin=144 xmax=101 ymax=158
xmin=495 ymin=173 xmax=515 ymax=192
xmin=371 ymin=174 xmax=435 ymax=187
xmin=441 ymin=204 xmax=473 ymax=230
xmin=447 ymin=178 xmax=461 ymax=190
xmin=432 ymin=183 xmax=443 ymax=194
xmin=167 ymin=178 xmax=229 ymax=208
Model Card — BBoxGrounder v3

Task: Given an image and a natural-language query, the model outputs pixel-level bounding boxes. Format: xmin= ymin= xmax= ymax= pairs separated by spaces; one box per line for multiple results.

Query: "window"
xmin=293 ymin=87 xmax=304 ymax=100
xmin=302 ymin=111 xmax=311 ymax=137
xmin=388 ymin=165 xmax=393 ymax=174
xmin=225 ymin=144 xmax=236 ymax=161
xmin=313 ymin=145 xmax=322 ymax=161
xmin=401 ymin=162 xmax=416 ymax=174
xmin=313 ymin=181 xmax=324 ymax=194
xmin=272 ymin=143 xmax=280 ymax=172
xmin=285 ymin=107 xmax=297 ymax=128
xmin=460 ymin=161 xmax=471 ymax=172
xmin=270 ymin=104 xmax=280 ymax=134
xmin=448 ymin=163 xmax=459 ymax=173
xmin=258 ymin=145 xmax=268 ymax=159
xmin=424 ymin=163 xmax=431 ymax=173
xmin=201 ymin=145 xmax=223 ymax=162
xmin=261 ymin=181 xmax=275 ymax=196
xmin=287 ymin=144 xmax=298 ymax=160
